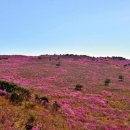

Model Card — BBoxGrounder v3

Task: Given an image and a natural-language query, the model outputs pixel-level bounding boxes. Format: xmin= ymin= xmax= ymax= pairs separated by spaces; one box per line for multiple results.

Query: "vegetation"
xmin=118 ymin=75 xmax=124 ymax=81
xmin=104 ymin=79 xmax=111 ymax=86
xmin=52 ymin=101 xmax=60 ymax=111
xmin=0 ymin=55 xmax=130 ymax=129
xmin=0 ymin=80 xmax=30 ymax=99
xmin=35 ymin=94 xmax=49 ymax=103
xmin=10 ymin=91 xmax=23 ymax=105
xmin=56 ymin=62 xmax=61 ymax=67
xmin=25 ymin=102 xmax=36 ymax=109
xmin=25 ymin=114 xmax=36 ymax=130
xmin=0 ymin=56 xmax=8 ymax=60
xmin=75 ymin=84 xmax=84 ymax=91
xmin=112 ymin=56 xmax=126 ymax=60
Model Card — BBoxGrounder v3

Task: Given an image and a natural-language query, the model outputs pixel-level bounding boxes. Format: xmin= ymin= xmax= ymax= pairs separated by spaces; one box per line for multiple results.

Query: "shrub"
xmin=0 ymin=56 xmax=8 ymax=60
xmin=104 ymin=79 xmax=111 ymax=86
xmin=75 ymin=84 xmax=83 ymax=91
xmin=35 ymin=94 xmax=49 ymax=106
xmin=35 ymin=94 xmax=41 ymax=101
xmin=0 ymin=90 xmax=8 ymax=96
xmin=20 ymin=88 xmax=31 ymax=99
xmin=38 ymin=56 xmax=42 ymax=60
xmin=112 ymin=56 xmax=126 ymax=60
xmin=52 ymin=101 xmax=60 ymax=111
xmin=118 ymin=75 xmax=124 ymax=81
xmin=25 ymin=124 xmax=33 ymax=130
xmin=0 ymin=80 xmax=20 ymax=92
xmin=0 ymin=80 xmax=31 ymax=99
xmin=40 ymin=97 xmax=49 ymax=103
xmin=10 ymin=92 xmax=23 ymax=105
xmin=25 ymin=114 xmax=36 ymax=130
xmin=56 ymin=62 xmax=61 ymax=67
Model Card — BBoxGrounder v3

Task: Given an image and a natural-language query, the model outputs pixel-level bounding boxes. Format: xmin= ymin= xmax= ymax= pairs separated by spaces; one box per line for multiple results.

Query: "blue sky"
xmin=0 ymin=0 xmax=130 ymax=58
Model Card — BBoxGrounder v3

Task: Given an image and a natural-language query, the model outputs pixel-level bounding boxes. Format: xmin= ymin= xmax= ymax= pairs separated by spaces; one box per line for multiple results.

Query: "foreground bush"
xmin=0 ymin=80 xmax=20 ymax=92
xmin=10 ymin=92 xmax=23 ymax=105
xmin=0 ymin=90 xmax=8 ymax=96
xmin=0 ymin=80 xmax=30 ymax=99
xmin=25 ymin=114 xmax=36 ymax=130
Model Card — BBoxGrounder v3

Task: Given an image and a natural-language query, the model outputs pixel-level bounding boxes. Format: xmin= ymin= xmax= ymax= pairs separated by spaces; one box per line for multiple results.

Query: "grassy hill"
xmin=0 ymin=55 xmax=130 ymax=130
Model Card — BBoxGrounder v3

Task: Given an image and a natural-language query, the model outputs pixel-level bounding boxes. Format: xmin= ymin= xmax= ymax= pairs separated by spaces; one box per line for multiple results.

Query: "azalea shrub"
xmin=0 ymin=90 xmax=8 ymax=96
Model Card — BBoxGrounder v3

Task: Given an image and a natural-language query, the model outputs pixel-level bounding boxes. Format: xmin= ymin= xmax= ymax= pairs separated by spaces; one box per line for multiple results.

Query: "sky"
xmin=0 ymin=0 xmax=130 ymax=58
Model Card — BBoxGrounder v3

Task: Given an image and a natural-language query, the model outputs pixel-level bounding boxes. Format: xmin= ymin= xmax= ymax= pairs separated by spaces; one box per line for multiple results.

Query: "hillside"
xmin=0 ymin=55 xmax=130 ymax=130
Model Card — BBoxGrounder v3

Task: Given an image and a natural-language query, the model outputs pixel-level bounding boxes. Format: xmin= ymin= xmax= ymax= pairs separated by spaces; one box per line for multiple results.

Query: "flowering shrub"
xmin=0 ymin=90 xmax=8 ymax=96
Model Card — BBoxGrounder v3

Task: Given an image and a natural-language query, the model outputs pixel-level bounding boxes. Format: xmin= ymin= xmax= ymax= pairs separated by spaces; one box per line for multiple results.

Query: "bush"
xmin=20 ymin=88 xmax=31 ymax=99
xmin=0 ymin=80 xmax=20 ymax=92
xmin=35 ymin=94 xmax=40 ymax=101
xmin=40 ymin=97 xmax=49 ymax=103
xmin=75 ymin=84 xmax=83 ymax=91
xmin=25 ymin=124 xmax=33 ymax=130
xmin=52 ymin=101 xmax=60 ymax=111
xmin=112 ymin=56 xmax=126 ymax=60
xmin=56 ymin=62 xmax=61 ymax=67
xmin=35 ymin=94 xmax=49 ymax=105
xmin=10 ymin=92 xmax=23 ymax=105
xmin=0 ymin=90 xmax=8 ymax=96
xmin=25 ymin=114 xmax=36 ymax=130
xmin=0 ymin=80 xmax=31 ymax=99
xmin=0 ymin=56 xmax=8 ymax=60
xmin=118 ymin=75 xmax=124 ymax=81
xmin=104 ymin=79 xmax=111 ymax=86
xmin=38 ymin=56 xmax=42 ymax=60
